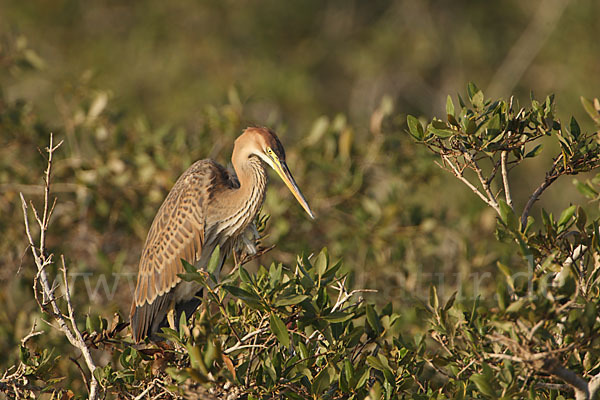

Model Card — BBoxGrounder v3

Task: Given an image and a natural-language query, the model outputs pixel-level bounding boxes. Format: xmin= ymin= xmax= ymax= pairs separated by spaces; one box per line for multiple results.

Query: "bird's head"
xmin=236 ymin=127 xmax=315 ymax=219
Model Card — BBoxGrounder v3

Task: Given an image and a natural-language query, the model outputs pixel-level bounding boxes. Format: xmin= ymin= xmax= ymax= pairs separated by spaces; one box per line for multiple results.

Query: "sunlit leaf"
xmin=269 ymin=313 xmax=290 ymax=347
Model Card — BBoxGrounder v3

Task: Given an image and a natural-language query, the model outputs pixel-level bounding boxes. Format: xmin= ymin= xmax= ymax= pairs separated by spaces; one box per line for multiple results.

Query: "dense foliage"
xmin=3 ymin=3 xmax=600 ymax=398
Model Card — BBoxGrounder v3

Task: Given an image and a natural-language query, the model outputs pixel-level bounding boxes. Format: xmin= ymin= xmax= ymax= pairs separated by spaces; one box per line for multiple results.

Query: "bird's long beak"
xmin=272 ymin=159 xmax=315 ymax=219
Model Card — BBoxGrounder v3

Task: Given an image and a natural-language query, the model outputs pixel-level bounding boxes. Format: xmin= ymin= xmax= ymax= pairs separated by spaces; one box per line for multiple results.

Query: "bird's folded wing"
xmin=130 ymin=160 xmax=218 ymax=340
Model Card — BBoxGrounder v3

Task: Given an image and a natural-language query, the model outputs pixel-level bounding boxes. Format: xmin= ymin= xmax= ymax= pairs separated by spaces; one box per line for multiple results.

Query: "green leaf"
xmin=165 ymin=367 xmax=192 ymax=384
xmin=472 ymin=91 xmax=484 ymax=109
xmin=207 ymin=245 xmax=221 ymax=274
xmin=444 ymin=291 xmax=457 ymax=312
xmin=581 ymin=96 xmax=600 ymax=125
xmin=524 ymin=144 xmax=543 ymax=158
xmin=321 ymin=260 xmax=343 ymax=281
xmin=467 ymin=82 xmax=480 ymax=100
xmin=428 ymin=125 xmax=455 ymax=138
xmin=365 ymin=304 xmax=383 ymax=335
xmin=178 ymin=272 xmax=206 ymax=284
xmin=569 ymin=116 xmax=581 ymax=138
xmin=470 ymin=373 xmax=497 ymax=397
xmin=487 ymin=113 xmax=500 ymax=131
xmin=406 ymin=115 xmax=424 ymax=140
xmin=239 ymin=266 xmax=252 ymax=284
xmin=19 ymin=346 xmax=29 ymax=363
xmin=506 ymin=298 xmax=527 ymax=314
xmin=269 ymin=263 xmax=282 ymax=285
xmin=158 ymin=327 xmax=181 ymax=343
xmin=366 ymin=355 xmax=385 ymax=371
xmin=322 ymin=311 xmax=353 ymax=323
xmin=498 ymin=199 xmax=518 ymax=231
xmin=179 ymin=310 xmax=188 ymax=336
xmin=465 ymin=118 xmax=477 ymax=135
xmin=186 ymin=343 xmax=204 ymax=372
xmin=356 ymin=366 xmax=370 ymax=389
xmin=557 ymin=205 xmax=577 ymax=226
xmin=446 ymin=95 xmax=455 ymax=117
xmin=367 ymin=355 xmax=395 ymax=384
xmin=312 ymin=367 xmax=331 ymax=395
xmin=314 ymin=249 xmax=328 ymax=278
xmin=344 ymin=360 xmax=355 ymax=387
xmin=429 ymin=285 xmax=439 ymax=310
xmin=181 ymin=259 xmax=196 ymax=273
xmin=574 ymin=179 xmax=598 ymax=199
xmin=93 ymin=366 xmax=106 ymax=385
xmin=223 ymin=285 xmax=263 ymax=309
xmin=86 ymin=315 xmax=94 ymax=332
xmin=274 ymin=294 xmax=310 ymax=307
xmin=269 ymin=313 xmax=290 ymax=347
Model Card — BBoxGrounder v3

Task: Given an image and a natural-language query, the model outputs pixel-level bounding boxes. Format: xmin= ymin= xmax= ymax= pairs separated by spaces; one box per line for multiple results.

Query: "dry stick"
xmin=501 ymin=151 xmax=514 ymax=209
xmin=464 ymin=152 xmax=499 ymax=211
xmin=20 ymin=134 xmax=99 ymax=400
xmin=440 ymin=155 xmax=501 ymax=215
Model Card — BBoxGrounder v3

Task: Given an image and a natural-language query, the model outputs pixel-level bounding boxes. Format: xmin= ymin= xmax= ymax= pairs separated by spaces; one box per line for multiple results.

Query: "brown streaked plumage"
xmin=130 ymin=127 xmax=314 ymax=342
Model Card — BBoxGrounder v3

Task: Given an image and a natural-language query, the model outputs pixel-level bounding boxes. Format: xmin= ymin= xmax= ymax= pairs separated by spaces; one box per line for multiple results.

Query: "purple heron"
xmin=130 ymin=127 xmax=314 ymax=342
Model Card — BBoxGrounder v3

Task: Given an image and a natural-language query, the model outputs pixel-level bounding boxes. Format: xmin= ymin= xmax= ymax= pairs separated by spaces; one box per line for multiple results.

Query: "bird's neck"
xmin=224 ymin=153 xmax=267 ymax=231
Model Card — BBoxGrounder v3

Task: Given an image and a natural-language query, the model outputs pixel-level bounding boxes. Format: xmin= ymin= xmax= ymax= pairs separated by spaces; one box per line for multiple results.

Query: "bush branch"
xmin=20 ymin=134 xmax=99 ymax=399
xmin=520 ymin=172 xmax=559 ymax=228
xmin=440 ymin=155 xmax=501 ymax=214
xmin=501 ymin=151 xmax=514 ymax=209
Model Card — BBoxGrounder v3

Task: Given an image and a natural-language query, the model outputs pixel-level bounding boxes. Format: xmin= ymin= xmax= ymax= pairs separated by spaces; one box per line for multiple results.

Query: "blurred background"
xmin=1 ymin=0 xmax=600 ymax=385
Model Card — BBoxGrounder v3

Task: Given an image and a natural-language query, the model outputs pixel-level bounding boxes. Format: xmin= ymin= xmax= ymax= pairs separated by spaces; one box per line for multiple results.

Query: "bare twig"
xmin=488 ymin=333 xmax=599 ymax=400
xmin=224 ymin=328 xmax=268 ymax=354
xmin=133 ymin=378 xmax=160 ymax=400
xmin=501 ymin=151 xmax=514 ymax=209
xmin=70 ymin=356 xmax=90 ymax=394
xmin=464 ymin=152 xmax=499 ymax=211
xmin=440 ymin=155 xmax=501 ymax=214
xmin=20 ymin=134 xmax=99 ymax=399
xmin=520 ymin=172 xmax=559 ymax=228
xmin=20 ymin=322 xmax=43 ymax=347
xmin=330 ymin=276 xmax=377 ymax=313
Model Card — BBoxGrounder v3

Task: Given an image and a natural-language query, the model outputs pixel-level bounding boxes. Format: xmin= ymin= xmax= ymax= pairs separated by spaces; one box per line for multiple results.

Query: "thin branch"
xmin=224 ymin=344 xmax=268 ymax=354
xmin=133 ymin=379 xmax=160 ymax=400
xmin=464 ymin=152 xmax=499 ymax=211
xmin=330 ymin=276 xmax=377 ymax=313
xmin=20 ymin=322 xmax=43 ymax=347
xmin=440 ymin=155 xmax=501 ymax=214
xmin=520 ymin=172 xmax=559 ymax=228
xmin=501 ymin=151 xmax=514 ymax=209
xmin=224 ymin=328 xmax=268 ymax=354
xmin=20 ymin=133 xmax=99 ymax=399
xmin=69 ymin=356 xmax=90 ymax=395
xmin=543 ymin=359 xmax=590 ymax=400
xmin=488 ymin=334 xmax=595 ymax=399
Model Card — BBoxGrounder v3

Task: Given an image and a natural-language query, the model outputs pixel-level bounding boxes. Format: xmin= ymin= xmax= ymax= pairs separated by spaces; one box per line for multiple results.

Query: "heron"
xmin=130 ymin=127 xmax=314 ymax=342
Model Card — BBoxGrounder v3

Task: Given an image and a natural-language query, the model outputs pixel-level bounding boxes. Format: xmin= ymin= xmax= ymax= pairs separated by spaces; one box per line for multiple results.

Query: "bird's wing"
xmin=130 ymin=160 xmax=223 ymax=342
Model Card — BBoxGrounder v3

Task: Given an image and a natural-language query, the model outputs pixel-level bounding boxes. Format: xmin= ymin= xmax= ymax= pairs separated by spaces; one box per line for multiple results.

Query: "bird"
xmin=130 ymin=127 xmax=314 ymax=342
